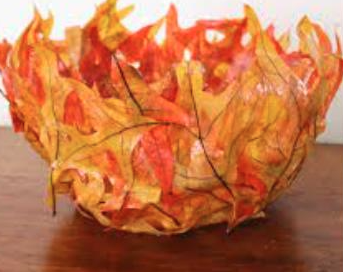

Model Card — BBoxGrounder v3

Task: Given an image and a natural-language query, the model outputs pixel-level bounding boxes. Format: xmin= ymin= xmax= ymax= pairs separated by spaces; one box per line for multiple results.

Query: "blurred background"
xmin=0 ymin=0 xmax=342 ymax=143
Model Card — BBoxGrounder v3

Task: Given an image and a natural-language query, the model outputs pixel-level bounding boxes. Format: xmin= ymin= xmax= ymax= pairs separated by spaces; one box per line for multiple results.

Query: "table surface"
xmin=0 ymin=127 xmax=342 ymax=272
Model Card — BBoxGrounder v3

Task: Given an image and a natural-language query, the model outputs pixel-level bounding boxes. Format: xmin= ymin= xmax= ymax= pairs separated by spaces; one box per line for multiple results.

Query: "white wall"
xmin=0 ymin=0 xmax=342 ymax=143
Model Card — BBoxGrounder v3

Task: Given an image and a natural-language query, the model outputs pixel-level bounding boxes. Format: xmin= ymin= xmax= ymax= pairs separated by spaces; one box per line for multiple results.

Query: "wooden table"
xmin=0 ymin=127 xmax=342 ymax=272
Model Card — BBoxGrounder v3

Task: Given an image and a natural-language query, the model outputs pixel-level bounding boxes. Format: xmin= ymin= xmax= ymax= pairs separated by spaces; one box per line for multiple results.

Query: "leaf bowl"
xmin=0 ymin=0 xmax=342 ymax=235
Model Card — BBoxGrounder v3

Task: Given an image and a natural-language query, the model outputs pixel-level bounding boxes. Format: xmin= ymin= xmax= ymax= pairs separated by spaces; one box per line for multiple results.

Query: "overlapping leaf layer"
xmin=1 ymin=0 xmax=342 ymax=234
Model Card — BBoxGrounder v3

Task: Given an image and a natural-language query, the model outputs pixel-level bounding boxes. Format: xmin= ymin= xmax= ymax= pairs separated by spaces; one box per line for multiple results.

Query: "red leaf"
xmin=139 ymin=41 xmax=165 ymax=83
xmin=63 ymin=91 xmax=86 ymax=129
xmin=119 ymin=24 xmax=154 ymax=61
xmin=16 ymin=44 xmax=46 ymax=105
xmin=144 ymin=95 xmax=190 ymax=126
xmin=10 ymin=107 xmax=24 ymax=132
xmin=2 ymin=70 xmax=16 ymax=101
xmin=237 ymin=155 xmax=267 ymax=196
xmin=30 ymin=71 xmax=45 ymax=105
xmin=0 ymin=40 xmax=11 ymax=70
xmin=92 ymin=150 xmax=127 ymax=209
xmin=161 ymin=77 xmax=178 ymax=102
xmin=235 ymin=201 xmax=255 ymax=221
xmin=164 ymin=4 xmax=184 ymax=63
xmin=139 ymin=126 xmax=174 ymax=197
xmin=79 ymin=27 xmax=112 ymax=92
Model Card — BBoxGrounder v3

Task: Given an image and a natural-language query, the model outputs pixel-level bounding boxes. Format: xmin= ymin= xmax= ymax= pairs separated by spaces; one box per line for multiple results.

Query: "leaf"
xmin=63 ymin=90 xmax=93 ymax=134
xmin=175 ymin=61 xmax=237 ymax=132
xmin=92 ymin=0 xmax=132 ymax=51
xmin=119 ymin=19 xmax=164 ymax=62
xmin=64 ymin=26 xmax=83 ymax=67
xmin=136 ymin=126 xmax=174 ymax=198
xmin=0 ymin=40 xmax=11 ymax=70
xmin=297 ymin=17 xmax=343 ymax=117
xmin=113 ymin=62 xmax=191 ymax=126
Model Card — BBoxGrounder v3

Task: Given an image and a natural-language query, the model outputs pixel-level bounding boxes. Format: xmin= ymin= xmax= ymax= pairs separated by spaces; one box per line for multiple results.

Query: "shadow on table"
xmin=43 ymin=202 xmax=308 ymax=272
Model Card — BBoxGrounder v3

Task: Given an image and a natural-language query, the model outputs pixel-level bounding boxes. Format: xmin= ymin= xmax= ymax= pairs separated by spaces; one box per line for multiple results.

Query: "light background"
xmin=0 ymin=0 xmax=342 ymax=143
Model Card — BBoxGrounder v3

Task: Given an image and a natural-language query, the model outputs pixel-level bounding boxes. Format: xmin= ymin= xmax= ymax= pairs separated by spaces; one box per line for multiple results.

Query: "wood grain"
xmin=0 ymin=127 xmax=342 ymax=272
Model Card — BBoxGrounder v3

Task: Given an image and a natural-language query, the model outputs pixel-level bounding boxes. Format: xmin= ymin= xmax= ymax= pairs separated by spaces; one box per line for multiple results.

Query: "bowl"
xmin=0 ymin=0 xmax=342 ymax=235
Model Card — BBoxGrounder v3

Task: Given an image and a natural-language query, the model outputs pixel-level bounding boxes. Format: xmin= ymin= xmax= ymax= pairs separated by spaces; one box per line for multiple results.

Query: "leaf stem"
xmin=186 ymin=63 xmax=232 ymax=193
xmin=41 ymin=50 xmax=60 ymax=217
xmin=113 ymin=54 xmax=144 ymax=115
xmin=49 ymin=170 xmax=57 ymax=216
